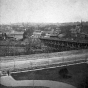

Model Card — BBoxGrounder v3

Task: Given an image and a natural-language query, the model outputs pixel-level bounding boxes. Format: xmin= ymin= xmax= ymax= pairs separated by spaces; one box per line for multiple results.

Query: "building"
xmin=0 ymin=33 xmax=7 ymax=40
xmin=7 ymin=30 xmax=24 ymax=40
xmin=31 ymin=30 xmax=43 ymax=38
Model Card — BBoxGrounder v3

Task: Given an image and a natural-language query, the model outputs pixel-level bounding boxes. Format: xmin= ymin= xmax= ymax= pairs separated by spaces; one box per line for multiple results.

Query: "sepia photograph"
xmin=0 ymin=0 xmax=88 ymax=88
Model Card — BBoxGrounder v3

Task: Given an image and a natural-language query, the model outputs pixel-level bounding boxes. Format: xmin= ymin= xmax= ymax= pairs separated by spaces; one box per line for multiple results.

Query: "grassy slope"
xmin=1 ymin=63 xmax=87 ymax=88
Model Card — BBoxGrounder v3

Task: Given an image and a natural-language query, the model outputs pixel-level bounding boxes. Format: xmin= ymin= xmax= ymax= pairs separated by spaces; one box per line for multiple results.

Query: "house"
xmin=0 ymin=33 xmax=7 ymax=40
xmin=31 ymin=30 xmax=43 ymax=38
xmin=7 ymin=30 xmax=24 ymax=40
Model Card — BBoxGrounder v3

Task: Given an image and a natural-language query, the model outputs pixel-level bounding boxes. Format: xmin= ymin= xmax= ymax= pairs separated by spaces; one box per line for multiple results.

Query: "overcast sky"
xmin=0 ymin=0 xmax=88 ymax=24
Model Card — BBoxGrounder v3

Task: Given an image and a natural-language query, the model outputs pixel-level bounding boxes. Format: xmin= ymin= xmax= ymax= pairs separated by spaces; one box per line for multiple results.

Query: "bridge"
xmin=40 ymin=37 xmax=88 ymax=51
xmin=0 ymin=49 xmax=88 ymax=74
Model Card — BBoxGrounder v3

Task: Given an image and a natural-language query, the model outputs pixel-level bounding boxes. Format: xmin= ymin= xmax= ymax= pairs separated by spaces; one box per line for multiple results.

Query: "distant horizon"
xmin=1 ymin=20 xmax=88 ymax=25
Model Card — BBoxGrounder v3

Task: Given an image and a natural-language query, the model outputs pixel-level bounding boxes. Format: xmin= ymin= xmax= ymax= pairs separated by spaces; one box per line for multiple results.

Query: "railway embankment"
xmin=0 ymin=49 xmax=88 ymax=73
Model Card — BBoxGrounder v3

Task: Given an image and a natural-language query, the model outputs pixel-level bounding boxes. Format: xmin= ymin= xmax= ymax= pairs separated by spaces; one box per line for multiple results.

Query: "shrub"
xmin=59 ymin=68 xmax=69 ymax=78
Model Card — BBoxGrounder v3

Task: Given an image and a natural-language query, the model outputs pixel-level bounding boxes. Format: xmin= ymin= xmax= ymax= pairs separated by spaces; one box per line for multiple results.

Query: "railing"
xmin=0 ymin=45 xmax=27 ymax=56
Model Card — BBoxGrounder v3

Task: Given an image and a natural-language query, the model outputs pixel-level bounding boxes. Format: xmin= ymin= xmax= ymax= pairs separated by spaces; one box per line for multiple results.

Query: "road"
xmin=0 ymin=75 xmax=76 ymax=88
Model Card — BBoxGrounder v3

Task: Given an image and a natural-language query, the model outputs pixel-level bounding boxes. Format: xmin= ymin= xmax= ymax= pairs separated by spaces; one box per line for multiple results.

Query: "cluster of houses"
xmin=31 ymin=28 xmax=62 ymax=39
xmin=0 ymin=30 xmax=24 ymax=40
xmin=0 ymin=28 xmax=63 ymax=41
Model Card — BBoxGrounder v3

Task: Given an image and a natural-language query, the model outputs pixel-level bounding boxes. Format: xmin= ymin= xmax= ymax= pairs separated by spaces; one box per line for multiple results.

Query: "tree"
xmin=23 ymin=27 xmax=34 ymax=39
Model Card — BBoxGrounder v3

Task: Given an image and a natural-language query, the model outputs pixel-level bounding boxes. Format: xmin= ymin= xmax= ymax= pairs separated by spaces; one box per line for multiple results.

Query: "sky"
xmin=0 ymin=0 xmax=88 ymax=24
